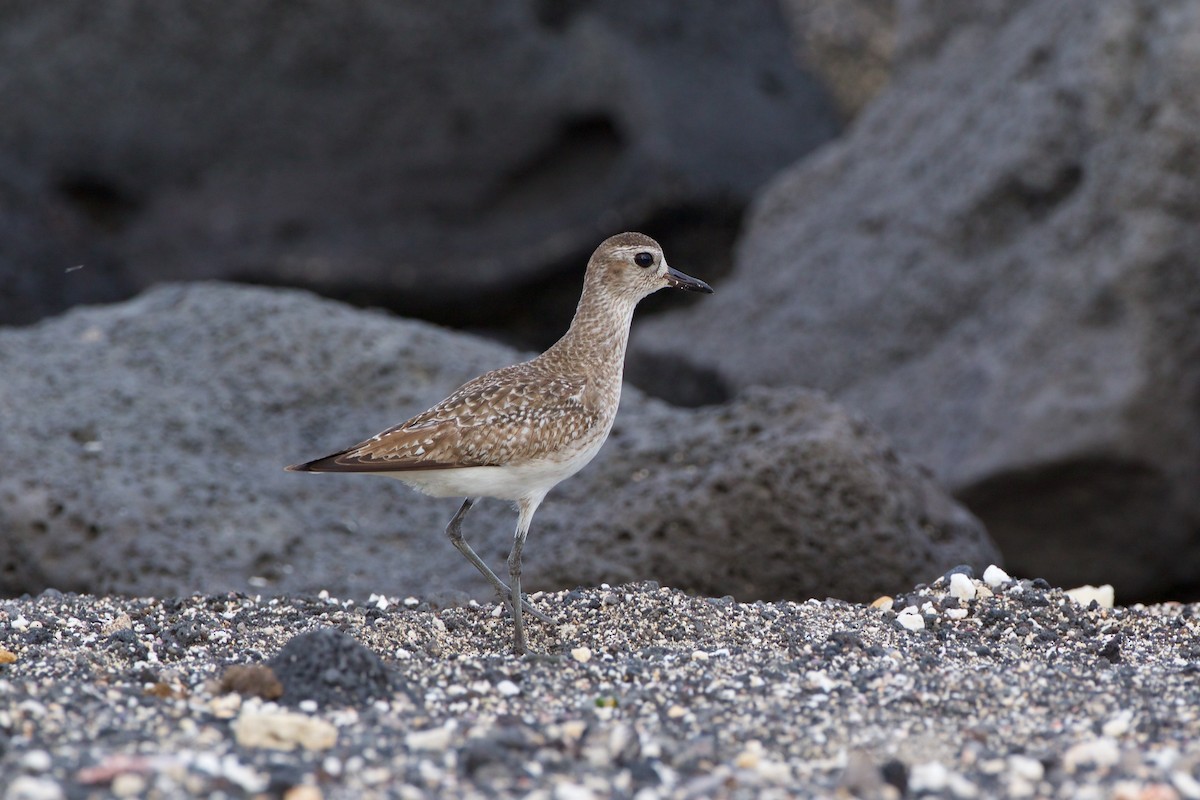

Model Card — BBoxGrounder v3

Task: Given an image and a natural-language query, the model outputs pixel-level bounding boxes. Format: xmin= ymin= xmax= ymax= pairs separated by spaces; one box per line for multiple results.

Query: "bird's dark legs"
xmin=508 ymin=497 xmax=538 ymax=655
xmin=443 ymin=498 xmax=552 ymax=646
xmin=508 ymin=516 xmax=528 ymax=655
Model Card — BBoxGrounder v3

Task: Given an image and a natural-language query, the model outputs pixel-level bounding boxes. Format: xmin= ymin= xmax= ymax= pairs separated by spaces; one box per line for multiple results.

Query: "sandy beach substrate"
xmin=2 ymin=572 xmax=1198 ymax=799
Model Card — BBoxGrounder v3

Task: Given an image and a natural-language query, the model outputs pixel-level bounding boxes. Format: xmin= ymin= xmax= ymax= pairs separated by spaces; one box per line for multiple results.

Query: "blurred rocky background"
xmin=0 ymin=0 xmax=840 ymax=340
xmin=3 ymin=0 xmax=1198 ymax=603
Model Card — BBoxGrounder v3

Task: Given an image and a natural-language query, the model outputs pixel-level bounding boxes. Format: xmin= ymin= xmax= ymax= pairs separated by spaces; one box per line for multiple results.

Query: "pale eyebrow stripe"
xmin=609 ymin=245 xmax=660 ymax=257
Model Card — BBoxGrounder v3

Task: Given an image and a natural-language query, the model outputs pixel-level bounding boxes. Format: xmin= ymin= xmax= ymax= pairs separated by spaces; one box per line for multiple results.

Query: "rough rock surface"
xmin=1 ymin=575 xmax=1198 ymax=797
xmin=0 ymin=283 xmax=995 ymax=603
xmin=631 ymin=0 xmax=1200 ymax=600
xmin=543 ymin=388 xmax=995 ymax=602
xmin=0 ymin=1 xmax=837 ymax=332
xmin=781 ymin=0 xmax=896 ymax=119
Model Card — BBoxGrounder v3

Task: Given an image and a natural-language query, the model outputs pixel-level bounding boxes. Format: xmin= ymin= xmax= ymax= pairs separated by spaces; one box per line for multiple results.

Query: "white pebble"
xmin=1102 ymin=709 xmax=1134 ymax=737
xmin=1008 ymin=754 xmax=1044 ymax=782
xmin=945 ymin=607 xmax=968 ymax=620
xmin=1172 ymin=770 xmax=1200 ymax=800
xmin=983 ymin=565 xmax=1012 ymax=588
xmin=111 ymin=773 xmax=147 ymax=798
xmin=570 ymin=647 xmax=592 ymax=663
xmin=909 ymin=762 xmax=948 ymax=792
xmin=20 ymin=750 xmax=52 ymax=773
xmin=805 ymin=670 xmax=837 ymax=693
xmin=896 ymin=609 xmax=925 ymax=631
xmin=949 ymin=572 xmax=977 ymax=601
xmin=1065 ymin=584 xmax=1115 ymax=609
xmin=734 ymin=740 xmax=763 ymax=769
xmin=496 ymin=679 xmax=520 ymax=697
xmin=212 ymin=755 xmax=268 ymax=793
xmin=405 ymin=725 xmax=453 ymax=752
xmin=232 ymin=709 xmax=337 ymax=752
xmin=1063 ymin=737 xmax=1120 ymax=773
xmin=5 ymin=775 xmax=64 ymax=800
xmin=554 ymin=782 xmax=597 ymax=800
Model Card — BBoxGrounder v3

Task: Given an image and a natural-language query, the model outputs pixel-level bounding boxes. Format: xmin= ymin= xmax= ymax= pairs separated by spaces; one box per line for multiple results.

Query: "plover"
xmin=286 ymin=232 xmax=712 ymax=654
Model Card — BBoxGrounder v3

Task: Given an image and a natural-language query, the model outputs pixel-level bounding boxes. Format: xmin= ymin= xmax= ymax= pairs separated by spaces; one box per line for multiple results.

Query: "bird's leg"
xmin=444 ymin=498 xmax=511 ymax=605
xmin=507 ymin=498 xmax=537 ymax=656
xmin=443 ymin=498 xmax=553 ymax=627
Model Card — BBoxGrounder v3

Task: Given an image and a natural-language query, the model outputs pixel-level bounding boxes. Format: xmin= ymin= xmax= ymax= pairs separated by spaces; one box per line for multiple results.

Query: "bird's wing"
xmin=289 ymin=365 xmax=599 ymax=473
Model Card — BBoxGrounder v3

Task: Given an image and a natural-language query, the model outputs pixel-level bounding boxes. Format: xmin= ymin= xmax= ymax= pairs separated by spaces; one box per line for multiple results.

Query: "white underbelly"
xmin=379 ymin=432 xmax=610 ymax=503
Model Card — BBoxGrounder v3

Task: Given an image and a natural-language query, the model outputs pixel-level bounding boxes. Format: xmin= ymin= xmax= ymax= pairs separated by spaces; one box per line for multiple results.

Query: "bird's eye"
xmin=634 ymin=252 xmax=654 ymax=268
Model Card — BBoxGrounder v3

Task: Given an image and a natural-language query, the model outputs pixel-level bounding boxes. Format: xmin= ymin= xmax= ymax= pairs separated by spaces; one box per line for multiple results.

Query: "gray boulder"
xmin=630 ymin=0 xmax=1200 ymax=599
xmin=0 ymin=2 xmax=837 ymax=331
xmin=780 ymin=0 xmax=896 ymax=120
xmin=0 ymin=283 xmax=996 ymax=603
xmin=541 ymin=388 xmax=997 ymax=602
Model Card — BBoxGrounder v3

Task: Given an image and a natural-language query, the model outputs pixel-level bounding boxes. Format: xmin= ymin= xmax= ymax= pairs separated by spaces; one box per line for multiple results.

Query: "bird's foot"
xmin=494 ymin=589 xmax=554 ymax=626
xmin=512 ymin=592 xmax=555 ymax=626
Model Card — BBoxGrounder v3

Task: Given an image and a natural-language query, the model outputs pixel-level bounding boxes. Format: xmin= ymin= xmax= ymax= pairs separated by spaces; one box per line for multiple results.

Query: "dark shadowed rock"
xmin=0 ymin=284 xmax=995 ymax=602
xmin=0 ymin=2 xmax=838 ymax=337
xmin=630 ymin=0 xmax=1200 ymax=600
xmin=0 ymin=156 xmax=129 ymax=326
xmin=268 ymin=628 xmax=392 ymax=709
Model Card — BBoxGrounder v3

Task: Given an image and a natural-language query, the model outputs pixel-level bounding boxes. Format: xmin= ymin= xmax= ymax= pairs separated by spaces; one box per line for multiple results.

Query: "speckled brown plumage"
xmin=297 ymin=364 xmax=605 ymax=472
xmin=287 ymin=231 xmax=713 ymax=654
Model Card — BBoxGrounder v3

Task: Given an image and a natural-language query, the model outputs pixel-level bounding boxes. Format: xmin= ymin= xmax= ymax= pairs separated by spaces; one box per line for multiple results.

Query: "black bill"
xmin=664 ymin=266 xmax=714 ymax=293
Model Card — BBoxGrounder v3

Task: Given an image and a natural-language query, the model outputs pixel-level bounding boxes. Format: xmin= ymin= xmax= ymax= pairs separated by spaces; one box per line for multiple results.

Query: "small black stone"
xmin=881 ymin=759 xmax=908 ymax=793
xmin=161 ymin=598 xmax=185 ymax=613
xmin=825 ymin=631 xmax=865 ymax=653
xmin=265 ymin=764 xmax=307 ymax=795
xmin=104 ymin=628 xmax=149 ymax=661
xmin=268 ymin=627 xmax=393 ymax=708
xmin=22 ymin=627 xmax=54 ymax=646
xmin=626 ymin=758 xmax=661 ymax=787
xmin=167 ymin=619 xmax=209 ymax=647
xmin=942 ymin=564 xmax=975 ymax=581
xmin=1097 ymin=634 xmax=1123 ymax=664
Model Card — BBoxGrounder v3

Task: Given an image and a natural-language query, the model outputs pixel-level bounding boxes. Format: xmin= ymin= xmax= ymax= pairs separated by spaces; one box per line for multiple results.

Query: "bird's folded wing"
xmin=296 ymin=368 xmax=599 ymax=472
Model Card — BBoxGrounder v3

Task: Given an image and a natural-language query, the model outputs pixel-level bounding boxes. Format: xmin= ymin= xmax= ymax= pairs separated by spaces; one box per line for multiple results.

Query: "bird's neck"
xmin=543 ymin=284 xmax=638 ymax=379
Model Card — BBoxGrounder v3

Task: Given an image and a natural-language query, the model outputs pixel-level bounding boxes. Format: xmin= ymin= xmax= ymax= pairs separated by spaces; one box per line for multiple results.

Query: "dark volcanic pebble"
xmin=0 ymin=577 xmax=1198 ymax=798
xmin=268 ymin=627 xmax=393 ymax=708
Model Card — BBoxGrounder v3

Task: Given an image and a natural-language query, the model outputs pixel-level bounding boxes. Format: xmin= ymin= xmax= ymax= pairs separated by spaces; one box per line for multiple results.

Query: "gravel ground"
xmin=1 ymin=569 xmax=1198 ymax=799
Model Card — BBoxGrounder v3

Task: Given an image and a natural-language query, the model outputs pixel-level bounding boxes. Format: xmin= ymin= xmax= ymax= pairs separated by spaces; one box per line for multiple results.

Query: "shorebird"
xmin=286 ymin=232 xmax=712 ymax=654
